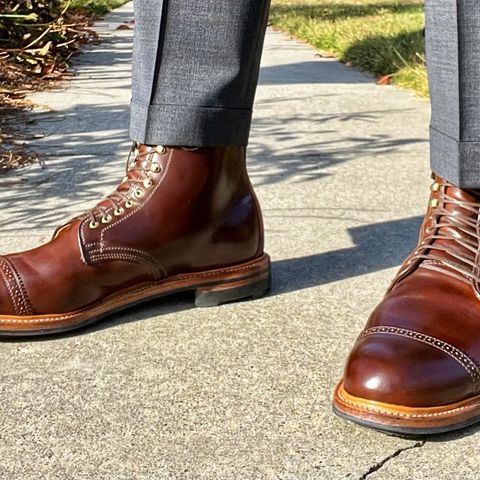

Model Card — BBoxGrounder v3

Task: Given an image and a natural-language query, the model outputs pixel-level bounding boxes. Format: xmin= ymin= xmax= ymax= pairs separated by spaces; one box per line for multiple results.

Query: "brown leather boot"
xmin=0 ymin=145 xmax=270 ymax=336
xmin=333 ymin=176 xmax=480 ymax=435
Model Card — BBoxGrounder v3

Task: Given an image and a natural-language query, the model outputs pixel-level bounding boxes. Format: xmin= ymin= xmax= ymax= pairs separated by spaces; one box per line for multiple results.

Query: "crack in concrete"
xmin=359 ymin=439 xmax=426 ymax=479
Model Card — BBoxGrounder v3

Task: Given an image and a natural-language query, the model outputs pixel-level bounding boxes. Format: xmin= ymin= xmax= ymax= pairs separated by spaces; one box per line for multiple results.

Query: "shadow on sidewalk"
xmin=2 ymin=215 xmax=424 ymax=342
xmin=0 ymin=103 xmax=426 ymax=230
xmin=259 ymin=61 xmax=372 ymax=85
xmin=249 ymin=108 xmax=426 ymax=186
xmin=272 ymin=215 xmax=423 ymax=293
xmin=0 ymin=13 xmax=427 ymax=229
xmin=426 ymin=422 xmax=480 ymax=442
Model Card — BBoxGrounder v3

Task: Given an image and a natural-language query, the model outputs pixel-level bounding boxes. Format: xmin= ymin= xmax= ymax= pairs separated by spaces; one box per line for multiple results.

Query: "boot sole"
xmin=0 ymin=254 xmax=271 ymax=337
xmin=332 ymin=380 xmax=480 ymax=437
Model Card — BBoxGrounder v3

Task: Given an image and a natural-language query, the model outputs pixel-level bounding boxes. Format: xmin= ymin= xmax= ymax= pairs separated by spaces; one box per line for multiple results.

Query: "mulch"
xmin=0 ymin=1 xmax=99 ymax=173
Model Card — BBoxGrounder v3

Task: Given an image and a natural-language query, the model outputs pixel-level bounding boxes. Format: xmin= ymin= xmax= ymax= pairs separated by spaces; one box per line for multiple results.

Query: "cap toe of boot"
xmin=343 ymin=330 xmax=477 ymax=408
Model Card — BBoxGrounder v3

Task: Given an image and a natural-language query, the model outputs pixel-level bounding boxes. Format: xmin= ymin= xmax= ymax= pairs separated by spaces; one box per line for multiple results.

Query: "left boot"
xmin=333 ymin=176 xmax=480 ymax=436
xmin=0 ymin=145 xmax=271 ymax=336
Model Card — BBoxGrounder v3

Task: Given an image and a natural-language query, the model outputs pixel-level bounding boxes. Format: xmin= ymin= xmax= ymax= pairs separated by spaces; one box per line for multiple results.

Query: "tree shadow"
xmin=249 ymin=107 xmax=426 ymax=187
xmin=0 ymin=3 xmax=427 ymax=232
xmin=0 ymin=99 xmax=426 ymax=231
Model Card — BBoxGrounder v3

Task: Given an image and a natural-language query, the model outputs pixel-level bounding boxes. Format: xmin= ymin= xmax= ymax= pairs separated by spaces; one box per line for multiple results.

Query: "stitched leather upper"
xmin=342 ymin=177 xmax=480 ymax=407
xmin=0 ymin=146 xmax=264 ymax=317
xmin=0 ymin=256 xmax=33 ymax=316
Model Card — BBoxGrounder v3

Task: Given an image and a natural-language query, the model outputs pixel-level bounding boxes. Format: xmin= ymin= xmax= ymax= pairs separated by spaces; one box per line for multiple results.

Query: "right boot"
xmin=0 ymin=145 xmax=271 ymax=336
xmin=333 ymin=176 xmax=480 ymax=436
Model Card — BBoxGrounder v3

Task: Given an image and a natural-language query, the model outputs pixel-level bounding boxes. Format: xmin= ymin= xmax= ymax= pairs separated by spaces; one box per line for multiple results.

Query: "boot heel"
xmin=194 ymin=272 xmax=271 ymax=308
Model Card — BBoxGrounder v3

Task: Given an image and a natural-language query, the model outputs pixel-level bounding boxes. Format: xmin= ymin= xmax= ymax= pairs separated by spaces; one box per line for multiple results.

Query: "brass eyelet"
xmin=89 ymin=221 xmax=99 ymax=229
xmin=125 ymin=200 xmax=134 ymax=209
xmin=150 ymin=163 xmax=161 ymax=173
xmin=134 ymin=189 xmax=144 ymax=198
xmin=431 ymin=182 xmax=440 ymax=192
xmin=114 ymin=207 xmax=124 ymax=216
xmin=101 ymin=215 xmax=112 ymax=224
xmin=155 ymin=145 xmax=166 ymax=154
xmin=430 ymin=198 xmax=438 ymax=208
xmin=143 ymin=178 xmax=153 ymax=188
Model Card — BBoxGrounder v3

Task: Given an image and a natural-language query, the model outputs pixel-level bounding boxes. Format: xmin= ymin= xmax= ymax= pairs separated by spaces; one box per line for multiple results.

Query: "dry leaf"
xmin=377 ymin=75 xmax=392 ymax=85
xmin=37 ymin=40 xmax=52 ymax=57
xmin=316 ymin=51 xmax=336 ymax=59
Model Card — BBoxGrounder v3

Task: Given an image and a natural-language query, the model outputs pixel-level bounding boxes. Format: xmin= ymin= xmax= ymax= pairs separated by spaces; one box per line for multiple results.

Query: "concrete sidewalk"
xmin=0 ymin=3 xmax=472 ymax=479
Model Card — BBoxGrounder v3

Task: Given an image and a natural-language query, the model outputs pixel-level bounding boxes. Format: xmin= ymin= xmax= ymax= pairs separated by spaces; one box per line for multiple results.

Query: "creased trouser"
xmin=426 ymin=0 xmax=480 ymax=188
xmin=130 ymin=0 xmax=271 ymax=147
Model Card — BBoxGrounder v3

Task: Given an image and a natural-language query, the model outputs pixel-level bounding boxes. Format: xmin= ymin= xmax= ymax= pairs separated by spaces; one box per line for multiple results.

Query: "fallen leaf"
xmin=377 ymin=75 xmax=391 ymax=85
xmin=316 ymin=51 xmax=336 ymax=59
xmin=37 ymin=41 xmax=52 ymax=57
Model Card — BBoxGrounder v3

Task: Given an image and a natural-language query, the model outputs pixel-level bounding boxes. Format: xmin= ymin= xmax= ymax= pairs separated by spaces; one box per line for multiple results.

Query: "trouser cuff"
xmin=130 ymin=101 xmax=253 ymax=146
xmin=430 ymin=126 xmax=480 ymax=188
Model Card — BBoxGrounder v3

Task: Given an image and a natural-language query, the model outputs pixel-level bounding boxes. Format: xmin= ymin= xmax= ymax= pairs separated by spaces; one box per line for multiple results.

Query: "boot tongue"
xmin=138 ymin=144 xmax=154 ymax=155
xmin=426 ymin=177 xmax=480 ymax=273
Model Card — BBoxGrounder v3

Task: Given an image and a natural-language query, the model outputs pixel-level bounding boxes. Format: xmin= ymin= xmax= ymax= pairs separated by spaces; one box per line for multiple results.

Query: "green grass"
xmin=269 ymin=0 xmax=428 ymax=96
xmin=70 ymin=0 xmax=129 ymax=16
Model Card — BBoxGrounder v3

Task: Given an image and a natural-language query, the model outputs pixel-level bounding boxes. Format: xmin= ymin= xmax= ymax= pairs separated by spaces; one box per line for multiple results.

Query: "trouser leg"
xmin=426 ymin=0 xmax=480 ymax=187
xmin=130 ymin=0 xmax=271 ymax=147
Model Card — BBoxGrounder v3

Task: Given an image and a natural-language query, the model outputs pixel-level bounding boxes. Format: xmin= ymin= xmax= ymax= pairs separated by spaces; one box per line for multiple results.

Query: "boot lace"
xmin=86 ymin=143 xmax=165 ymax=229
xmin=408 ymin=180 xmax=480 ymax=285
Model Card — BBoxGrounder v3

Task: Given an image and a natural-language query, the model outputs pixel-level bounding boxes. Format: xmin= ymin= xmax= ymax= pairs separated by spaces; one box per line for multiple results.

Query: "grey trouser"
xmin=131 ymin=0 xmax=480 ymax=188
xmin=130 ymin=0 xmax=271 ymax=147
xmin=426 ymin=0 xmax=480 ymax=187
